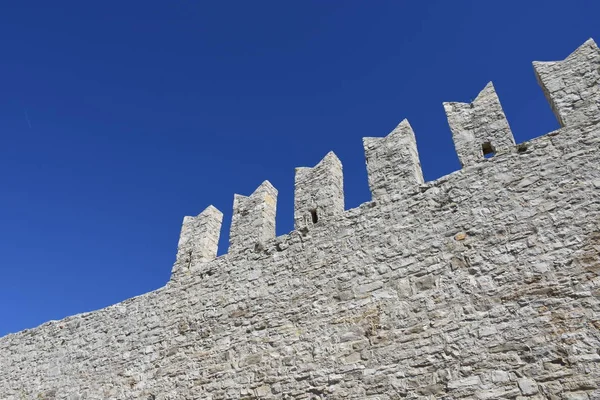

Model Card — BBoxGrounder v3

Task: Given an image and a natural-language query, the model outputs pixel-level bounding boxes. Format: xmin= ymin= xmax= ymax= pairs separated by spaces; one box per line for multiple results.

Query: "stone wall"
xmin=1 ymin=39 xmax=599 ymax=400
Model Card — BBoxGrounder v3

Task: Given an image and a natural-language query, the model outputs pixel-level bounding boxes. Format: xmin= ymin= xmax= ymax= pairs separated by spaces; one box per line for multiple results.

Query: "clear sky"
xmin=0 ymin=1 xmax=598 ymax=336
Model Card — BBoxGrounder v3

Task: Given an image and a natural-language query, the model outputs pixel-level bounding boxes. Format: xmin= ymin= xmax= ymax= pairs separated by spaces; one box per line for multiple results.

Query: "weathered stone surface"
xmin=518 ymin=378 xmax=539 ymax=395
xmin=294 ymin=151 xmax=344 ymax=231
xmin=171 ymin=205 xmax=222 ymax=279
xmin=534 ymin=38 xmax=600 ymax=128
xmin=363 ymin=119 xmax=424 ymax=203
xmin=444 ymin=82 xmax=515 ymax=168
xmin=1 ymin=39 xmax=600 ymax=400
xmin=229 ymin=180 xmax=278 ymax=253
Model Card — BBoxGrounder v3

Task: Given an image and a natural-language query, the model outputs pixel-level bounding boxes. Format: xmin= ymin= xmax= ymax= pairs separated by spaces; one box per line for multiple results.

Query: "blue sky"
xmin=0 ymin=1 xmax=598 ymax=336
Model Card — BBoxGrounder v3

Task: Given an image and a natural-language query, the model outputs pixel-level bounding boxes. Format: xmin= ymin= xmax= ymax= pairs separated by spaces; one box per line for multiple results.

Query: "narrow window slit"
xmin=482 ymin=142 xmax=496 ymax=159
xmin=310 ymin=209 xmax=318 ymax=224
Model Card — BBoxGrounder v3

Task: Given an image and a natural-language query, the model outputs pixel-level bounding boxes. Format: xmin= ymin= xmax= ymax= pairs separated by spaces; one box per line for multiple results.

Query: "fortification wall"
xmin=1 ymin=39 xmax=599 ymax=400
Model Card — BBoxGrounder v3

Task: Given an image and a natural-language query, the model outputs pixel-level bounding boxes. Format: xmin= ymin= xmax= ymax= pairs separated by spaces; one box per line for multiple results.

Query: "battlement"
xmin=534 ymin=38 xmax=600 ymax=128
xmin=2 ymin=38 xmax=600 ymax=400
xmin=171 ymin=38 xmax=600 ymax=278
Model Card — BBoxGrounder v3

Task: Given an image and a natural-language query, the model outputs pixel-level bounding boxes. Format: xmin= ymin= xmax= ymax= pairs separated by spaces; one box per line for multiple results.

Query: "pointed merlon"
xmin=363 ymin=119 xmax=424 ymax=202
xmin=229 ymin=180 xmax=278 ymax=253
xmin=444 ymin=82 xmax=515 ymax=168
xmin=294 ymin=151 xmax=344 ymax=231
xmin=171 ymin=205 xmax=223 ymax=278
xmin=533 ymin=38 xmax=600 ymax=128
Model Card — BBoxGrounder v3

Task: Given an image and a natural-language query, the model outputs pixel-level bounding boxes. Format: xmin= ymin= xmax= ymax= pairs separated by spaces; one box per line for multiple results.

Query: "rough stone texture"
xmin=170 ymin=205 xmax=222 ymax=279
xmin=363 ymin=119 xmax=424 ymax=203
xmin=1 ymin=39 xmax=600 ymax=400
xmin=444 ymin=82 xmax=516 ymax=168
xmin=534 ymin=38 xmax=600 ymax=128
xmin=229 ymin=180 xmax=278 ymax=253
xmin=294 ymin=151 xmax=344 ymax=231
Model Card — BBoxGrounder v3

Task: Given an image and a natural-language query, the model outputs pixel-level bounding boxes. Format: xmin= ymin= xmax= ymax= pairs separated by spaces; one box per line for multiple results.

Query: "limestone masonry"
xmin=1 ymin=39 xmax=599 ymax=400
